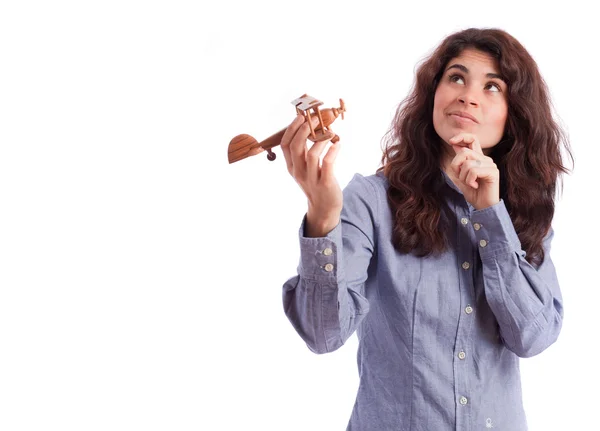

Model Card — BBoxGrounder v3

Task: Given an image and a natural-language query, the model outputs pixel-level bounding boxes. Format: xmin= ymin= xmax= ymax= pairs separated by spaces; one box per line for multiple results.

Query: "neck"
xmin=440 ymin=144 xmax=456 ymax=176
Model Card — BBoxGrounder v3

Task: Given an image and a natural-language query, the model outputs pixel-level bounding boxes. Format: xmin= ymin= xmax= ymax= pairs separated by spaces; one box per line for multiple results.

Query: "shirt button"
xmin=465 ymin=305 xmax=473 ymax=314
xmin=479 ymin=239 xmax=488 ymax=248
xmin=473 ymin=223 xmax=481 ymax=230
xmin=462 ymin=261 xmax=470 ymax=270
xmin=458 ymin=351 xmax=466 ymax=360
xmin=461 ymin=217 xmax=469 ymax=225
xmin=324 ymin=263 xmax=334 ymax=272
xmin=323 ymin=247 xmax=333 ymax=256
xmin=460 ymin=396 xmax=468 ymax=405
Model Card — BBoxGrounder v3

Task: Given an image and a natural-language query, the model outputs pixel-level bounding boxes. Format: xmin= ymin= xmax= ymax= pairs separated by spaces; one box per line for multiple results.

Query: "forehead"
xmin=447 ymin=48 xmax=500 ymax=73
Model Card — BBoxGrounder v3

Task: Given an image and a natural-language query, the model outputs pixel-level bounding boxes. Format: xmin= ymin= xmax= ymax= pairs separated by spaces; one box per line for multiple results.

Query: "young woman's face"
xmin=433 ymin=48 xmax=508 ymax=154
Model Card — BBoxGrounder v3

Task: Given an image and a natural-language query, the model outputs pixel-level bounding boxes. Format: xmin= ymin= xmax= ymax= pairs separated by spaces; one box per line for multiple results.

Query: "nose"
xmin=458 ymin=88 xmax=479 ymax=107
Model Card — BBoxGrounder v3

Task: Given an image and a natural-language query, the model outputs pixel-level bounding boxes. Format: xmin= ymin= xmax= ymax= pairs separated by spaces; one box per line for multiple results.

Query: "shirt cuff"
xmin=471 ymin=199 xmax=522 ymax=260
xmin=297 ymin=214 xmax=344 ymax=282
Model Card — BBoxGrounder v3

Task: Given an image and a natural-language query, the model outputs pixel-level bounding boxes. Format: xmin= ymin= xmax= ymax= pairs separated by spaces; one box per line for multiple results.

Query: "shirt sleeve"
xmin=471 ymin=200 xmax=563 ymax=358
xmin=282 ymin=174 xmax=377 ymax=354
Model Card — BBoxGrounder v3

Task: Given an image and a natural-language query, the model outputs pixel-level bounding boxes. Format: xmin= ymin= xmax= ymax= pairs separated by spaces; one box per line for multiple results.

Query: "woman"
xmin=280 ymin=28 xmax=572 ymax=430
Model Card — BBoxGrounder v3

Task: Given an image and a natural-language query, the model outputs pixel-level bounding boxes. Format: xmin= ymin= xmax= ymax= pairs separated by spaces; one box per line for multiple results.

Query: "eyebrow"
xmin=445 ymin=63 xmax=507 ymax=84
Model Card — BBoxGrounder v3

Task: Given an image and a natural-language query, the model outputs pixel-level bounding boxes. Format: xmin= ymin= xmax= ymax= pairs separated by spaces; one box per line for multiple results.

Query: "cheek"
xmin=486 ymin=104 xmax=508 ymax=130
xmin=433 ymin=87 xmax=449 ymax=109
xmin=493 ymin=107 xmax=508 ymax=130
xmin=432 ymin=89 xmax=447 ymax=123
xmin=482 ymin=106 xmax=508 ymax=146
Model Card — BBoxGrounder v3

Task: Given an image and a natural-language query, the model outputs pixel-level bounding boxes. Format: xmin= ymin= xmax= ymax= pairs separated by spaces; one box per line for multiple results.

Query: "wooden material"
xmin=228 ymin=94 xmax=345 ymax=164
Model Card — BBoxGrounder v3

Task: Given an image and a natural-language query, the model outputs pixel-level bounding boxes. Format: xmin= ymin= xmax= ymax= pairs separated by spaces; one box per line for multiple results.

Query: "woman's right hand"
xmin=280 ymin=114 xmax=343 ymax=237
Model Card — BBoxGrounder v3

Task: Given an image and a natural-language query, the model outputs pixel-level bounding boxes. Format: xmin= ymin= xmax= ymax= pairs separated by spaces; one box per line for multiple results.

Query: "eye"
xmin=485 ymin=82 xmax=502 ymax=92
xmin=450 ymin=73 xmax=503 ymax=93
xmin=449 ymin=74 xmax=465 ymax=84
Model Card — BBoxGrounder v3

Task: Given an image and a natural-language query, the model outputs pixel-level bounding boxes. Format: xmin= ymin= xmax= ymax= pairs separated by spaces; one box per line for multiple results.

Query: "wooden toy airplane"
xmin=228 ymin=94 xmax=346 ymax=164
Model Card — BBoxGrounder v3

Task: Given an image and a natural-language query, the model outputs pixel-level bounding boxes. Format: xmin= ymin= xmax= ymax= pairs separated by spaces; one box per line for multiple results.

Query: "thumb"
xmin=451 ymin=144 xmax=465 ymax=154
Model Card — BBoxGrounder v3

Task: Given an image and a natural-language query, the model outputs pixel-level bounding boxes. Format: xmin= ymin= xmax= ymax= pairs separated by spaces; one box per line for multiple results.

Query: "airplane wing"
xmin=291 ymin=94 xmax=323 ymax=111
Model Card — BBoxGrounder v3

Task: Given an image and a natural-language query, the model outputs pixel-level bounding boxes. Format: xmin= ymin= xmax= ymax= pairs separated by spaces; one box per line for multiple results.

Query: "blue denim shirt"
xmin=282 ymin=171 xmax=562 ymax=431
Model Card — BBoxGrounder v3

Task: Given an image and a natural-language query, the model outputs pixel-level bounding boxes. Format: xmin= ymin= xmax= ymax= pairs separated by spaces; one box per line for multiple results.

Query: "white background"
xmin=1 ymin=1 xmax=598 ymax=430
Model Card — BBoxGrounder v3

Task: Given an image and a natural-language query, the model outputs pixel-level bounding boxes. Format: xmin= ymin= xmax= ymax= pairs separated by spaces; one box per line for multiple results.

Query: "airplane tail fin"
xmin=228 ymin=134 xmax=263 ymax=164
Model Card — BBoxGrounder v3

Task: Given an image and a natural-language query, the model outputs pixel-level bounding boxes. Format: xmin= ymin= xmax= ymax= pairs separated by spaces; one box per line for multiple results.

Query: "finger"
xmin=449 ymin=133 xmax=477 ymax=149
xmin=449 ymin=133 xmax=469 ymax=146
xmin=465 ymin=167 xmax=479 ymax=189
xmin=451 ymin=147 xmax=489 ymax=174
xmin=459 ymin=133 xmax=483 ymax=155
xmin=451 ymin=143 xmax=468 ymax=155
xmin=307 ymin=125 xmax=336 ymax=180
xmin=468 ymin=136 xmax=483 ymax=155
xmin=459 ymin=160 xmax=480 ymax=184
xmin=325 ymin=125 xmax=335 ymax=140
xmin=452 ymin=145 xmax=476 ymax=156
xmin=280 ymin=114 xmax=305 ymax=173
xmin=281 ymin=114 xmax=305 ymax=148
xmin=290 ymin=116 xmax=320 ymax=177
xmin=465 ymin=165 xmax=497 ymax=189
xmin=306 ymin=137 xmax=334 ymax=183
xmin=320 ymin=141 xmax=341 ymax=182
xmin=450 ymin=147 xmax=469 ymax=175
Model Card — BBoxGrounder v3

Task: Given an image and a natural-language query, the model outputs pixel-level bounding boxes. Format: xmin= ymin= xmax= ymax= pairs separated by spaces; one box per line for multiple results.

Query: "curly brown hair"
xmin=378 ymin=28 xmax=573 ymax=266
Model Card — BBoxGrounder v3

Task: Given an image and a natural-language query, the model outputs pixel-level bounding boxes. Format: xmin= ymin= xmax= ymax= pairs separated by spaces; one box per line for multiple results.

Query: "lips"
xmin=449 ymin=111 xmax=479 ymax=124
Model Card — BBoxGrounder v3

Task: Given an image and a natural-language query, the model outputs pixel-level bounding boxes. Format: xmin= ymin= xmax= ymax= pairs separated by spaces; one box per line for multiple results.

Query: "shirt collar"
xmin=440 ymin=169 xmax=463 ymax=195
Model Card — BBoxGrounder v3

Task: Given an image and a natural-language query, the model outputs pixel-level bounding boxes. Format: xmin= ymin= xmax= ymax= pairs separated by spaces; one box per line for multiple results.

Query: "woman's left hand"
xmin=447 ymin=133 xmax=500 ymax=210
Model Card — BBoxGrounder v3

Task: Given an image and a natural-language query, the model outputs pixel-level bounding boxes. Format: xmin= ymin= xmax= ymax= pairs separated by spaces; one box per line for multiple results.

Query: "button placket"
xmin=455 ymin=211 xmax=475 ymax=423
